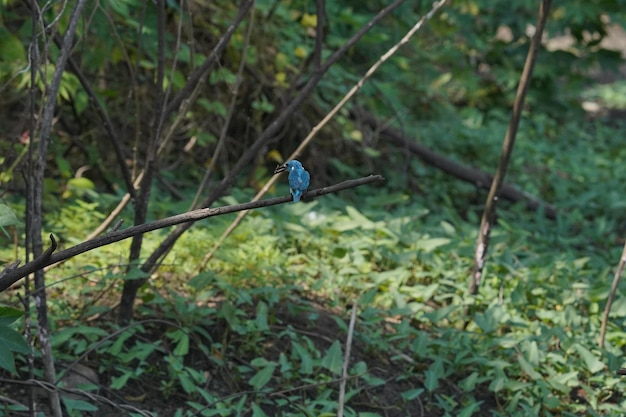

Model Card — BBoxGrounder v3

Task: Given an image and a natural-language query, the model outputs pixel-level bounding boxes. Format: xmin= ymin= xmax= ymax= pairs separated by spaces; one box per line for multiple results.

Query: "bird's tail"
xmin=292 ymin=190 xmax=301 ymax=202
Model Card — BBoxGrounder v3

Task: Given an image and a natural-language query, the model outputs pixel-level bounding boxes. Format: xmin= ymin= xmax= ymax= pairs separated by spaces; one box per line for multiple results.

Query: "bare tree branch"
xmin=338 ymin=300 xmax=358 ymax=417
xmin=28 ymin=0 xmax=89 ymax=414
xmin=0 ymin=175 xmax=384 ymax=293
xmin=599 ymin=240 xmax=626 ymax=348
xmin=469 ymin=0 xmax=552 ymax=295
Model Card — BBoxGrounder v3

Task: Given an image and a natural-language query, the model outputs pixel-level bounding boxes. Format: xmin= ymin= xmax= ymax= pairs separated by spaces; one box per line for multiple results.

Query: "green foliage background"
xmin=1 ymin=0 xmax=626 ymax=416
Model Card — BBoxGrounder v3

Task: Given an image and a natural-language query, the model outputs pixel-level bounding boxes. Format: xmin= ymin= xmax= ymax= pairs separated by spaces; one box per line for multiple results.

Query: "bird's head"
xmin=274 ymin=160 xmax=303 ymax=174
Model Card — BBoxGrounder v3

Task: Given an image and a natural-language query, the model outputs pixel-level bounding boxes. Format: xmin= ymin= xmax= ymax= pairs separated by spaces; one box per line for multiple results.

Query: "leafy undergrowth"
xmin=2 ymin=187 xmax=626 ymax=416
xmin=2 ymin=112 xmax=626 ymax=416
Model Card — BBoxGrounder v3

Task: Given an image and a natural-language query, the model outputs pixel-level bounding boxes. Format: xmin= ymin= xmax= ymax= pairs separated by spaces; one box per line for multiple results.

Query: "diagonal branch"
xmin=0 ymin=175 xmax=384 ymax=292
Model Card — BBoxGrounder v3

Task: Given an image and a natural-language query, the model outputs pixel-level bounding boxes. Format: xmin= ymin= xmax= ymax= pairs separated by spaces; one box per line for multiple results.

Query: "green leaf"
xmin=0 ymin=346 xmax=17 ymax=373
xmin=573 ymin=344 xmax=605 ymax=374
xmin=517 ymin=356 xmax=542 ymax=380
xmin=178 ymin=372 xmax=195 ymax=394
xmin=345 ymin=206 xmax=375 ymax=228
xmin=66 ymin=177 xmax=95 ymax=191
xmin=255 ymin=301 xmax=269 ymax=331
xmin=458 ymin=401 xmax=483 ymax=417
xmin=61 ymin=397 xmax=98 ymax=412
xmin=292 ymin=342 xmax=313 ymax=375
xmin=321 ymin=340 xmax=343 ymax=375
xmin=424 ymin=358 xmax=443 ymax=392
xmin=401 ymin=388 xmax=424 ymax=401
xmin=251 ymin=403 xmax=269 ymax=417
xmin=173 ymin=333 xmax=189 ymax=357
xmin=110 ymin=371 xmax=132 ymax=390
xmin=0 ymin=306 xmax=24 ymax=327
xmin=249 ymin=362 xmax=276 ymax=390
xmin=0 ymin=204 xmax=21 ymax=227
xmin=523 ymin=340 xmax=540 ymax=367
xmin=0 ymin=326 xmax=29 ymax=354
xmin=0 ymin=27 xmax=26 ymax=62
xmin=414 ymin=237 xmax=451 ymax=252
xmin=188 ymin=272 xmax=216 ymax=290
xmin=459 ymin=371 xmax=479 ymax=392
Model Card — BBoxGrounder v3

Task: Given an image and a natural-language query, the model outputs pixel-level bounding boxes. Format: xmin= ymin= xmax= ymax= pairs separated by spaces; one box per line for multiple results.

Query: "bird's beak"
xmin=273 ymin=164 xmax=287 ymax=174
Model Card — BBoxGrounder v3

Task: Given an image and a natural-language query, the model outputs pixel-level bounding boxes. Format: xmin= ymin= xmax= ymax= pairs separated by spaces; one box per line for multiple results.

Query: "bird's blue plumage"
xmin=283 ymin=160 xmax=310 ymax=202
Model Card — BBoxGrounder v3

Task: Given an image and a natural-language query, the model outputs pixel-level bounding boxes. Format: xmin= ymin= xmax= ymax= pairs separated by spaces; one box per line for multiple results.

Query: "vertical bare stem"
xmin=599 ymin=241 xmax=626 ymax=348
xmin=25 ymin=3 xmax=40 ymax=416
xmin=29 ymin=0 xmax=89 ymax=415
xmin=119 ymin=0 xmax=168 ymax=324
xmin=338 ymin=301 xmax=358 ymax=417
xmin=468 ymin=0 xmax=552 ymax=295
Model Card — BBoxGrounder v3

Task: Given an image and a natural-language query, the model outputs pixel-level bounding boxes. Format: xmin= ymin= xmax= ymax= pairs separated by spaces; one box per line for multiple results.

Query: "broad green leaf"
xmin=173 ymin=333 xmax=189 ymax=357
xmin=251 ymin=403 xmax=269 ymax=417
xmin=574 ymin=344 xmax=605 ymax=374
xmin=255 ymin=301 xmax=269 ymax=331
xmin=459 ymin=371 xmax=479 ymax=392
xmin=292 ymin=342 xmax=313 ymax=375
xmin=0 ymin=326 xmax=29 ymax=354
xmin=66 ymin=177 xmax=95 ymax=191
xmin=415 ymin=237 xmax=451 ymax=252
xmin=0 ymin=306 xmax=23 ymax=327
xmin=345 ymin=206 xmax=375 ymax=228
xmin=249 ymin=362 xmax=276 ymax=390
xmin=251 ymin=357 xmax=269 ymax=367
xmin=178 ymin=372 xmax=195 ymax=394
xmin=401 ymin=388 xmax=424 ymax=401
xmin=458 ymin=401 xmax=483 ymax=417
xmin=517 ymin=356 xmax=542 ymax=380
xmin=110 ymin=371 xmax=132 ymax=390
xmin=61 ymin=397 xmax=98 ymax=412
xmin=0 ymin=27 xmax=26 ymax=62
xmin=0 ymin=204 xmax=21 ymax=227
xmin=522 ymin=340 xmax=540 ymax=367
xmin=188 ymin=272 xmax=216 ymax=290
xmin=0 ymin=346 xmax=17 ymax=373
xmin=321 ymin=340 xmax=343 ymax=375
xmin=424 ymin=358 xmax=443 ymax=392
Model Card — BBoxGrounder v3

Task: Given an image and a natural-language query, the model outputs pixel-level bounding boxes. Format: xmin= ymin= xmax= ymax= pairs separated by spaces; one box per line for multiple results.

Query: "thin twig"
xmin=599 ymin=240 xmax=626 ymax=348
xmin=338 ymin=301 xmax=358 ymax=417
xmin=468 ymin=0 xmax=552 ymax=295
